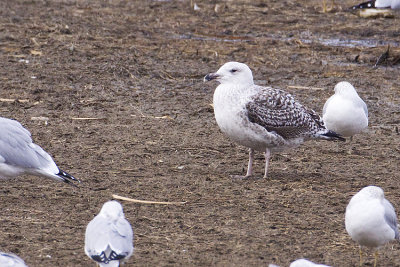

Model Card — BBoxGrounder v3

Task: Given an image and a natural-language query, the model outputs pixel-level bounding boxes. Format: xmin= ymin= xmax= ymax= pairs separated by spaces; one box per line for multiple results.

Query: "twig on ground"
xmin=112 ymin=194 xmax=186 ymax=205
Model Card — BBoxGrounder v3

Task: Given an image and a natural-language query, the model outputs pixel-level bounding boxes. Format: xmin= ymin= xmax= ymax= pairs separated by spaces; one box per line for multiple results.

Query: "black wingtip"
xmin=350 ymin=0 xmax=375 ymax=10
xmin=57 ymin=169 xmax=81 ymax=184
xmin=323 ymin=130 xmax=346 ymax=142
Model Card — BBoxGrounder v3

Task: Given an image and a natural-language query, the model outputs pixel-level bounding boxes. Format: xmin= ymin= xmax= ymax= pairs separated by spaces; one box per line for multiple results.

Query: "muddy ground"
xmin=0 ymin=0 xmax=400 ymax=266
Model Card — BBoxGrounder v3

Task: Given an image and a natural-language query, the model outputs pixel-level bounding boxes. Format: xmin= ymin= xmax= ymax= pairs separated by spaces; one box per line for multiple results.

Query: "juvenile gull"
xmin=85 ymin=200 xmax=134 ymax=267
xmin=0 ymin=117 xmax=78 ymax=184
xmin=323 ymin=81 xmax=368 ymax=139
xmin=345 ymin=186 xmax=399 ymax=267
xmin=0 ymin=252 xmax=28 ymax=267
xmin=204 ymin=62 xmax=344 ymax=178
xmin=351 ymin=0 xmax=400 ymax=9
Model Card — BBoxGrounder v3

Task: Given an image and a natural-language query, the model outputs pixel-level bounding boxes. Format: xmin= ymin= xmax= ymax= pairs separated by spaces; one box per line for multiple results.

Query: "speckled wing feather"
xmin=246 ymin=86 xmax=325 ymax=139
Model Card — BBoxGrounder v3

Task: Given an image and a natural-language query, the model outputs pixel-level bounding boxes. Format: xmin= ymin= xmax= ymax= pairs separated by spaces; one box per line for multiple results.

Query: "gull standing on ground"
xmin=0 ymin=252 xmax=28 ymax=267
xmin=351 ymin=0 xmax=400 ymax=9
xmin=0 ymin=117 xmax=79 ymax=184
xmin=345 ymin=186 xmax=399 ymax=267
xmin=322 ymin=81 xmax=368 ymax=140
xmin=85 ymin=200 xmax=134 ymax=267
xmin=204 ymin=62 xmax=345 ymax=179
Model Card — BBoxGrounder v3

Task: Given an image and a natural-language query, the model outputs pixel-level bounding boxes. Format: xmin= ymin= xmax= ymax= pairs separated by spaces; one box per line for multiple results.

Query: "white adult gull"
xmin=0 ymin=252 xmax=28 ymax=267
xmin=351 ymin=0 xmax=400 ymax=9
xmin=269 ymin=258 xmax=330 ymax=267
xmin=290 ymin=259 xmax=331 ymax=267
xmin=322 ymin=81 xmax=368 ymax=139
xmin=204 ymin=62 xmax=345 ymax=179
xmin=345 ymin=186 xmax=399 ymax=267
xmin=0 ymin=117 xmax=79 ymax=184
xmin=85 ymin=200 xmax=134 ymax=267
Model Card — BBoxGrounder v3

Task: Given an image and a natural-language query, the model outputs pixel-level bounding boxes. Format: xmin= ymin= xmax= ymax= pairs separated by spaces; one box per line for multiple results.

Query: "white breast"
xmin=323 ymin=95 xmax=368 ymax=137
xmin=345 ymin=198 xmax=395 ymax=248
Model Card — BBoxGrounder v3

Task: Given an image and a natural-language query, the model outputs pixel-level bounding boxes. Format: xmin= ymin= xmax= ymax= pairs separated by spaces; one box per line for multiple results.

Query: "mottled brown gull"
xmin=204 ymin=62 xmax=345 ymax=179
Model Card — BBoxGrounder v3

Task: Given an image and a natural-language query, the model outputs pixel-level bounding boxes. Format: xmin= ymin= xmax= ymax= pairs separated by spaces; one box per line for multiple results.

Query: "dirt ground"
xmin=0 ymin=0 xmax=400 ymax=266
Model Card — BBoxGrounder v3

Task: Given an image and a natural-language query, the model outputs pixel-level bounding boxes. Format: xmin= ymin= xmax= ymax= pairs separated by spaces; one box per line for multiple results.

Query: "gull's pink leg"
xmin=246 ymin=148 xmax=254 ymax=177
xmin=263 ymin=148 xmax=271 ymax=178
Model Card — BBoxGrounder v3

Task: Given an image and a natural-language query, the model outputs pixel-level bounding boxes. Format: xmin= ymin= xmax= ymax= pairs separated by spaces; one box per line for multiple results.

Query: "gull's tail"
xmin=320 ymin=130 xmax=346 ymax=142
xmin=57 ymin=169 xmax=80 ymax=184
xmin=350 ymin=0 xmax=376 ymax=10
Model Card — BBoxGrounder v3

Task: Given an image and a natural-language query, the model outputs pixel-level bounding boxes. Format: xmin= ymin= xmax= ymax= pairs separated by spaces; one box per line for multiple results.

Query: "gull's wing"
xmin=85 ymin=215 xmax=134 ymax=263
xmin=0 ymin=117 xmax=58 ymax=173
xmin=246 ymin=86 xmax=325 ymax=139
xmin=383 ymin=198 xmax=399 ymax=239
xmin=361 ymin=100 xmax=368 ymax=118
xmin=109 ymin=219 xmax=134 ymax=259
xmin=0 ymin=252 xmax=28 ymax=267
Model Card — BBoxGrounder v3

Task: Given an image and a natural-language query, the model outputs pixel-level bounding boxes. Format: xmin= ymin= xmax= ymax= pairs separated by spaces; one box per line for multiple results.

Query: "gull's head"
xmin=358 ymin=185 xmax=385 ymax=200
xmin=334 ymin=81 xmax=358 ymax=96
xmin=204 ymin=62 xmax=254 ymax=86
xmin=99 ymin=200 xmax=124 ymax=220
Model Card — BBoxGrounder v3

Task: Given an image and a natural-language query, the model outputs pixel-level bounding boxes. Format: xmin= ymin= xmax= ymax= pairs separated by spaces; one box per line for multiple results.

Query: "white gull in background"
xmin=85 ymin=200 xmax=134 ymax=267
xmin=0 ymin=252 xmax=28 ymax=267
xmin=352 ymin=0 xmax=400 ymax=9
xmin=322 ymin=81 xmax=368 ymax=139
xmin=290 ymin=259 xmax=330 ymax=267
xmin=269 ymin=258 xmax=330 ymax=267
xmin=204 ymin=62 xmax=345 ymax=178
xmin=0 ymin=117 xmax=79 ymax=184
xmin=345 ymin=186 xmax=399 ymax=267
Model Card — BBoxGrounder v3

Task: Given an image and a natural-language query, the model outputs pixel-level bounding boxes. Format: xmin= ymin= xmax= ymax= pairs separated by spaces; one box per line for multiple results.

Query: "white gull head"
xmin=204 ymin=61 xmax=254 ymax=87
xmin=99 ymin=200 xmax=124 ymax=221
xmin=333 ymin=81 xmax=359 ymax=97
xmin=353 ymin=185 xmax=385 ymax=201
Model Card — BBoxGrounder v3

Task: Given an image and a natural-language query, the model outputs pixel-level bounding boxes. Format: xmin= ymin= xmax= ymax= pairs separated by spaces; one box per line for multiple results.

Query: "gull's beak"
xmin=204 ymin=72 xmax=220 ymax=82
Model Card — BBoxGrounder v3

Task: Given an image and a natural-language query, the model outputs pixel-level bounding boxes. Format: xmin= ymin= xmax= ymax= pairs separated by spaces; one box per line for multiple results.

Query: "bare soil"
xmin=0 ymin=0 xmax=400 ymax=266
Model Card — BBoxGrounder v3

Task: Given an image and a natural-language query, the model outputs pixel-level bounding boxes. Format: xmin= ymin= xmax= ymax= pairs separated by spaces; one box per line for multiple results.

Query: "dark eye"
xmin=230 ymin=69 xmax=238 ymax=73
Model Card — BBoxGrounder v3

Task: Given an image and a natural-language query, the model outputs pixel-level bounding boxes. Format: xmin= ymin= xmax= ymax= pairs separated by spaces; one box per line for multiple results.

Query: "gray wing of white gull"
xmin=383 ymin=198 xmax=399 ymax=239
xmin=0 ymin=252 xmax=28 ymax=267
xmin=361 ymin=100 xmax=368 ymax=118
xmin=85 ymin=215 xmax=134 ymax=264
xmin=246 ymin=86 xmax=344 ymax=141
xmin=0 ymin=117 xmax=79 ymax=184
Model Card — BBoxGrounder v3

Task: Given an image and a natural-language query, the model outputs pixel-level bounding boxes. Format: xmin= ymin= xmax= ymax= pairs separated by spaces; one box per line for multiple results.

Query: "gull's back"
xmin=85 ymin=202 xmax=134 ymax=266
xmin=0 ymin=252 xmax=28 ymax=267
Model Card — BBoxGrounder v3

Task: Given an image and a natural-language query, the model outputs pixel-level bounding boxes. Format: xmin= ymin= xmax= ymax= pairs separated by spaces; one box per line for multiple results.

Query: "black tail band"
xmin=323 ymin=131 xmax=346 ymax=142
xmin=351 ymin=0 xmax=376 ymax=10
xmin=57 ymin=169 xmax=81 ymax=183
